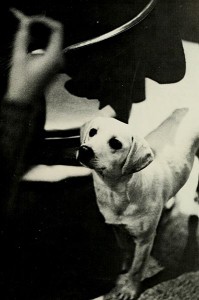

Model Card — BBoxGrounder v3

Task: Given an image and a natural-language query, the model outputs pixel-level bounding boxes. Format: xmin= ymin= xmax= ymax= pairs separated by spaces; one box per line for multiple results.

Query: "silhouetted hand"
xmin=6 ymin=8 xmax=64 ymax=102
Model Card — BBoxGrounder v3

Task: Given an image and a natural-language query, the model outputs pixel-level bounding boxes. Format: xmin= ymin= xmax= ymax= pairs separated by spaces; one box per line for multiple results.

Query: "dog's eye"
xmin=109 ymin=137 xmax=123 ymax=150
xmin=89 ymin=128 xmax=97 ymax=137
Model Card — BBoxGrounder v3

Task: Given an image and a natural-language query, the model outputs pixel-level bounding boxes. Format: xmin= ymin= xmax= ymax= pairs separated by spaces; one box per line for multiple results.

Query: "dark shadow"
xmin=0 ymin=176 xmax=122 ymax=300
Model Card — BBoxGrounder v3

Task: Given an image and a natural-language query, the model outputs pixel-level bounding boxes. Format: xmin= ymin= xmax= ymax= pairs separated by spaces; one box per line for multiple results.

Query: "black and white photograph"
xmin=0 ymin=1 xmax=199 ymax=299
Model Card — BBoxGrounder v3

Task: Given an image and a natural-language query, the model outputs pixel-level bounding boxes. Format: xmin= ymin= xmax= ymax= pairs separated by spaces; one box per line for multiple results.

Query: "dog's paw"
xmin=104 ymin=274 xmax=140 ymax=300
xmin=104 ymin=287 xmax=138 ymax=300
xmin=104 ymin=289 xmax=118 ymax=300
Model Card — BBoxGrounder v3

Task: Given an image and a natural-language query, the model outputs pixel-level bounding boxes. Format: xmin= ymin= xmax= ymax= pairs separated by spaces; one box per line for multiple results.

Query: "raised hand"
xmin=6 ymin=8 xmax=64 ymax=102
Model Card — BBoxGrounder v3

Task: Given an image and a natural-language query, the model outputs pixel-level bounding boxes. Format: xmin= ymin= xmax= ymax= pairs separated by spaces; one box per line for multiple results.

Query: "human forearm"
xmin=0 ymin=96 xmax=45 ymax=213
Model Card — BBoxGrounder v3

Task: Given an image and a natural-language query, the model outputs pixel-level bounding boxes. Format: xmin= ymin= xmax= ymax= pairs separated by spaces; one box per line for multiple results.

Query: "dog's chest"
xmin=93 ymin=175 xmax=130 ymax=224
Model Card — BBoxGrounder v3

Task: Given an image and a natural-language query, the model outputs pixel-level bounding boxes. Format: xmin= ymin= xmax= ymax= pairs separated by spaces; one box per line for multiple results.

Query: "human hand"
xmin=6 ymin=8 xmax=64 ymax=102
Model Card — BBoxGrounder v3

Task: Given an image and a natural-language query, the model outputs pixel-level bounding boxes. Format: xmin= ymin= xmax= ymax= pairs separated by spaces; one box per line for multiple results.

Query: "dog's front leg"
xmin=124 ymin=236 xmax=155 ymax=295
xmin=113 ymin=226 xmax=135 ymax=274
xmin=105 ymin=233 xmax=155 ymax=300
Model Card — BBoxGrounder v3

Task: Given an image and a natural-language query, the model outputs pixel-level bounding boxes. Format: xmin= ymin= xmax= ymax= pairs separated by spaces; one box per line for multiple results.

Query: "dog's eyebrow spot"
xmin=89 ymin=128 xmax=97 ymax=137
xmin=109 ymin=137 xmax=123 ymax=150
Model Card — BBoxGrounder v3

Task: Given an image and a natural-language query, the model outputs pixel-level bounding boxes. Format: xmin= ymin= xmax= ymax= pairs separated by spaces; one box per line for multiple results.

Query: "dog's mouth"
xmin=77 ymin=146 xmax=107 ymax=175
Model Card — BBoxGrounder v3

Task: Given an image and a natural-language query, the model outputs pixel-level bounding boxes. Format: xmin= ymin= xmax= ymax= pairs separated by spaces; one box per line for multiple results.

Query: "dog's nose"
xmin=78 ymin=145 xmax=94 ymax=163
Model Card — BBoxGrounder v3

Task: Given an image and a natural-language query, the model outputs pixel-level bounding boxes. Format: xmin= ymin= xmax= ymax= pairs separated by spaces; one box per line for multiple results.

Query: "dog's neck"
xmin=92 ymin=159 xmax=171 ymax=205
xmin=93 ymin=170 xmax=132 ymax=189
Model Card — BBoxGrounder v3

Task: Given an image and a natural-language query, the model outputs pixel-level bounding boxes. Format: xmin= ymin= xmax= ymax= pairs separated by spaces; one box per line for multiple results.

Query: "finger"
xmin=10 ymin=8 xmax=31 ymax=58
xmin=43 ymin=18 xmax=64 ymax=56
xmin=10 ymin=7 xmax=27 ymax=21
xmin=44 ymin=19 xmax=64 ymax=69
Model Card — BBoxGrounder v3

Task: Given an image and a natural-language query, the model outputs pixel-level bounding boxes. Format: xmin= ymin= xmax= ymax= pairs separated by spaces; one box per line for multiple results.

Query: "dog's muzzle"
xmin=77 ymin=145 xmax=94 ymax=165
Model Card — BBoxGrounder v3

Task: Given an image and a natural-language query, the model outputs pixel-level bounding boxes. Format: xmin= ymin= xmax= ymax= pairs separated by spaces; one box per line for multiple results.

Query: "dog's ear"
xmin=80 ymin=120 xmax=92 ymax=143
xmin=122 ymin=136 xmax=154 ymax=175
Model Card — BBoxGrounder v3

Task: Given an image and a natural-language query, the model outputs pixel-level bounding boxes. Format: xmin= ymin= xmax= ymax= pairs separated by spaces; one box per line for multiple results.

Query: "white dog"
xmin=77 ymin=107 xmax=199 ymax=300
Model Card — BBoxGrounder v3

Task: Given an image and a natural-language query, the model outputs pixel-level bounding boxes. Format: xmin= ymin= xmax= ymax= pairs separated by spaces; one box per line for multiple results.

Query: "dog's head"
xmin=77 ymin=117 xmax=154 ymax=177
